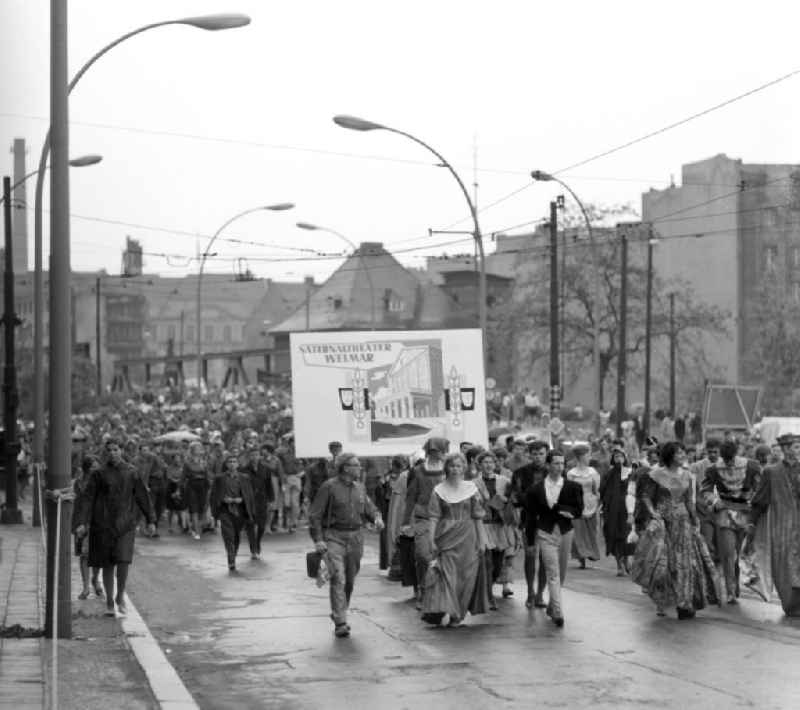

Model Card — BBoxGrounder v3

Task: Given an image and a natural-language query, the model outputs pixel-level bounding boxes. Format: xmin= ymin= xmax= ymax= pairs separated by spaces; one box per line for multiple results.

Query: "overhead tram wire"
xmin=551 ymin=68 xmax=800 ymax=176
xmin=68 ymin=196 xmax=795 ymax=275
xmin=415 ymin=67 xmax=800 ymax=242
xmin=0 ymin=111 xmax=757 ymax=189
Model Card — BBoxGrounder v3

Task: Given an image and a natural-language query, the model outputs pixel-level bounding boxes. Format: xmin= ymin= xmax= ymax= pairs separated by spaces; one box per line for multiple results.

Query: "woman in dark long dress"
xmin=75 ymin=440 xmax=156 ymax=617
xmin=600 ymin=445 xmax=637 ymax=576
xmin=631 ymin=442 xmax=721 ymax=619
xmin=421 ymin=453 xmax=489 ymax=627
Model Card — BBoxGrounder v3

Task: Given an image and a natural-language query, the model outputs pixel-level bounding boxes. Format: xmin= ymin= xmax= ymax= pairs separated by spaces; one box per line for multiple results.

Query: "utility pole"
xmin=549 ymin=200 xmax=560 ymax=416
xmin=615 ymin=225 xmax=628 ymax=437
xmin=46 ymin=0 xmax=73 ymax=637
xmin=1 ymin=176 xmax=22 ymax=525
xmin=95 ymin=276 xmax=102 ymax=398
xmin=644 ymin=227 xmax=654 ymax=441
xmin=179 ymin=310 xmax=185 ymax=356
xmin=669 ymin=292 xmax=676 ymax=416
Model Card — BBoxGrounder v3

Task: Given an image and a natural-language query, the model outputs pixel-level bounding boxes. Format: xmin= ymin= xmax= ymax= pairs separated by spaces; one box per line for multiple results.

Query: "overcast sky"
xmin=1 ymin=1 xmax=799 ymax=284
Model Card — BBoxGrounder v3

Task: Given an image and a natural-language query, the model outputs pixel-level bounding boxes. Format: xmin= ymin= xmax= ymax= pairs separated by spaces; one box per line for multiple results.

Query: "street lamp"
xmin=333 ymin=115 xmax=488 ymax=369
xmin=531 ymin=170 xmax=603 ymax=430
xmin=44 ymin=9 xmax=250 ymax=639
xmin=196 ymin=203 xmax=294 ymax=387
xmin=296 ymin=221 xmax=377 ymax=330
xmin=0 ymin=155 xmax=102 ymax=206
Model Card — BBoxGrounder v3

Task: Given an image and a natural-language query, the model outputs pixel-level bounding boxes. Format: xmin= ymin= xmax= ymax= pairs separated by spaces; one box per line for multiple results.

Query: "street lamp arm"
xmin=385 ymin=126 xmax=482 ymax=242
xmin=380 ymin=125 xmax=487 ymax=356
xmin=551 ymin=178 xmax=594 ymax=239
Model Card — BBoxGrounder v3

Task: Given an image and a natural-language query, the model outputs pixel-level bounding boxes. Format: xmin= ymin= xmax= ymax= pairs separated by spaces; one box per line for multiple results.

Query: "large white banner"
xmin=290 ymin=329 xmax=487 ymax=457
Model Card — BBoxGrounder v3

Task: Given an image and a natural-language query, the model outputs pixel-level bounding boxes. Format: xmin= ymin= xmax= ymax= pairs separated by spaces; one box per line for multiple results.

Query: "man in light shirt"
xmin=522 ymin=451 xmax=583 ymax=627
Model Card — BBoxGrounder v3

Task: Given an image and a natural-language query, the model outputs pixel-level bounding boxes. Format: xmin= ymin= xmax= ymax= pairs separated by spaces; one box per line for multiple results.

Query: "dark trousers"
xmin=246 ymin=520 xmax=266 ymax=555
xmin=219 ymin=507 xmax=246 ymax=566
xmin=149 ymin=480 xmax=167 ymax=526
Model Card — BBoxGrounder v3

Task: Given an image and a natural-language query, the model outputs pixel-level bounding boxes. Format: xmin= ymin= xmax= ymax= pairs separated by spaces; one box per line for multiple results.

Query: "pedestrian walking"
xmin=139 ymin=442 xmax=168 ymax=536
xmin=523 ymin=449 xmax=584 ymax=627
xmin=210 ymin=452 xmax=256 ymax=572
xmin=510 ymin=441 xmax=549 ymax=608
xmin=701 ymin=441 xmax=760 ymax=603
xmin=72 ymin=453 xmax=103 ymax=600
xmin=631 ymin=442 xmax=721 ymax=619
xmin=566 ymin=445 xmax=601 ymax=568
xmin=749 ymin=434 xmax=800 ymax=615
xmin=401 ymin=438 xmax=449 ymax=608
xmin=242 ymin=447 xmax=269 ymax=559
xmin=309 ymin=452 xmax=383 ymax=638
xmin=182 ymin=441 xmax=211 ymax=540
xmin=385 ymin=455 xmax=410 ymax=581
xmin=476 ymin=451 xmax=518 ymax=606
xmin=421 ymin=453 xmax=489 ymax=627
xmin=75 ymin=439 xmax=156 ymax=617
xmin=599 ymin=443 xmax=637 ymax=576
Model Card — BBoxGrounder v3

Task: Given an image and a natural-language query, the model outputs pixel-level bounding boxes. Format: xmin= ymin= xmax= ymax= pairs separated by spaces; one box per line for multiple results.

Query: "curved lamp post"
xmin=296 ymin=221 xmax=377 ymax=330
xmin=333 ymin=115 xmax=487 ymax=368
xmin=42 ymin=12 xmax=249 ymax=639
xmin=0 ymin=155 xmax=102 ymax=207
xmin=531 ymin=170 xmax=603 ymax=430
xmin=196 ymin=203 xmax=294 ymax=387
xmin=32 ymin=13 xmax=250 ymax=468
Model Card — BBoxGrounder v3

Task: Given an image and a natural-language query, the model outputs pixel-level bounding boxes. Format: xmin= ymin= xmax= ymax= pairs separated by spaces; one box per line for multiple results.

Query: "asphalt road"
xmin=127 ymin=525 xmax=800 ymax=710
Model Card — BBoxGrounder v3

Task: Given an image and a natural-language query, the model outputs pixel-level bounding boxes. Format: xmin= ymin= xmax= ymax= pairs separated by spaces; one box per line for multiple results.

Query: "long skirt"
xmin=572 ymin=513 xmax=601 ymax=561
xmin=396 ymin=534 xmax=417 ymax=587
xmin=421 ymin=518 xmax=487 ymax=623
xmin=631 ymin=514 xmax=721 ymax=611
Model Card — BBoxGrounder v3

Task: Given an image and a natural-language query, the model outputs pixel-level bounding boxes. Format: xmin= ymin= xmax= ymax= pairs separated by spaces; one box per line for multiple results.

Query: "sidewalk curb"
xmin=120 ymin=594 xmax=199 ymax=710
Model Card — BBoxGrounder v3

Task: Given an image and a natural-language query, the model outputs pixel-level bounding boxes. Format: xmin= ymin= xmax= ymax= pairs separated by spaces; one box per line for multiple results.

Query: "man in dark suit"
xmin=523 ymin=449 xmax=583 ymax=627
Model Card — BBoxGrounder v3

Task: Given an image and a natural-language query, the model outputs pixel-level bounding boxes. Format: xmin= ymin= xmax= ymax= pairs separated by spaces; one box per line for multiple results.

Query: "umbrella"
xmin=489 ymin=426 xmax=513 ymax=439
xmin=153 ymin=430 xmax=201 ymax=443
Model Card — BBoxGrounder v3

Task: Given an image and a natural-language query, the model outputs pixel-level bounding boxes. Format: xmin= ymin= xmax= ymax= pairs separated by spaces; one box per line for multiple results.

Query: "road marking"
xmin=120 ymin=592 xmax=199 ymax=710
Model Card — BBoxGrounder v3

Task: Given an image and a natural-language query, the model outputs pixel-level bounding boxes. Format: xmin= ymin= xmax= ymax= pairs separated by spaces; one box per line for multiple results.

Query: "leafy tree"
xmin=741 ymin=262 xmax=800 ymax=413
xmin=488 ymin=206 xmax=730 ymax=412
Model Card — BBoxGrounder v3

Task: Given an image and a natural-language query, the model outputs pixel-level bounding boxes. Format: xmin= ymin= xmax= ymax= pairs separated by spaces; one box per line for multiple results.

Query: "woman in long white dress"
xmin=566 ymin=445 xmax=601 ymax=568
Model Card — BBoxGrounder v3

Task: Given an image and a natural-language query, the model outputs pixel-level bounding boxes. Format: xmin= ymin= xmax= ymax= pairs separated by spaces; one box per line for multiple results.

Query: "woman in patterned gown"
xmin=631 ymin=442 xmax=721 ymax=619
xmin=421 ymin=453 xmax=489 ymax=626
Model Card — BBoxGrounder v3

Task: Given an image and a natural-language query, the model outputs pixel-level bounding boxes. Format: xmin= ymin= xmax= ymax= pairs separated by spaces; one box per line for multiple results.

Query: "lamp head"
xmin=296 ymin=221 xmax=320 ymax=231
xmin=531 ymin=170 xmax=554 ymax=182
xmin=264 ymin=202 xmax=294 ymax=211
xmin=178 ymin=13 xmax=251 ymax=30
xmin=333 ymin=115 xmax=384 ymax=132
xmin=69 ymin=154 xmax=103 ymax=167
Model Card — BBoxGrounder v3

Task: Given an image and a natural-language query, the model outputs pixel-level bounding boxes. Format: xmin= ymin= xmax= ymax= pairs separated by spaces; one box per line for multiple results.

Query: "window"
xmin=167 ymin=325 xmax=177 ymax=341
xmin=794 ymin=282 xmax=800 ymax=303
xmin=765 ymin=246 xmax=778 ymax=272
xmin=793 ymin=247 xmax=800 ymax=268
xmin=223 ymin=325 xmax=232 ymax=342
xmin=204 ymin=325 xmax=214 ymax=343
xmin=185 ymin=325 xmax=195 ymax=342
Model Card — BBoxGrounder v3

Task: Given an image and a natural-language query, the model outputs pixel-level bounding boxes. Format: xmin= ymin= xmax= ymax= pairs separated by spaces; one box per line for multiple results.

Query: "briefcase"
xmin=306 ymin=550 xmax=322 ymax=578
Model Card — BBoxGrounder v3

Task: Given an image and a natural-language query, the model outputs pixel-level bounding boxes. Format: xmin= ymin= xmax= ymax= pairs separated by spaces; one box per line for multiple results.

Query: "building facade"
xmin=642 ymin=154 xmax=800 ymax=385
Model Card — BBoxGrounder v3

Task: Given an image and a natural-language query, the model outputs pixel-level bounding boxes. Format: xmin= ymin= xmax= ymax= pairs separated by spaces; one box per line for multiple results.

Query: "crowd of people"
xmin=9 ymin=381 xmax=796 ymax=636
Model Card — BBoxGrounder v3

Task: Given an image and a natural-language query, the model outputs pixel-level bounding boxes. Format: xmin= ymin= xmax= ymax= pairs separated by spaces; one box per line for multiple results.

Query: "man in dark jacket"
xmin=75 ymin=440 xmax=156 ymax=617
xmin=511 ymin=440 xmax=549 ymax=608
xmin=522 ymin=449 xmax=583 ymax=627
xmin=211 ymin=451 xmax=256 ymax=572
